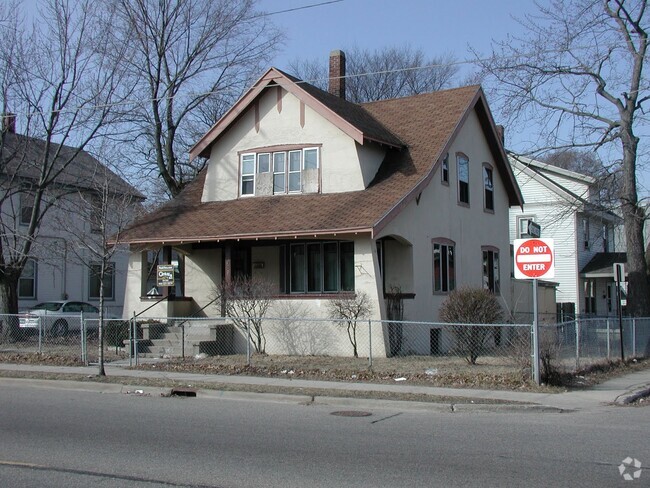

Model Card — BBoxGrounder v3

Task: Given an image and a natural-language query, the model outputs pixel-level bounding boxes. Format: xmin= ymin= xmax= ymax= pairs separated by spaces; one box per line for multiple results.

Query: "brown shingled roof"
xmin=122 ymin=81 xmax=522 ymax=245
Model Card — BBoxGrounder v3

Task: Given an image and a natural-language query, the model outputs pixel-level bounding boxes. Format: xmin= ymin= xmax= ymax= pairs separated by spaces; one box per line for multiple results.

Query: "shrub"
xmin=439 ymin=287 xmax=503 ymax=364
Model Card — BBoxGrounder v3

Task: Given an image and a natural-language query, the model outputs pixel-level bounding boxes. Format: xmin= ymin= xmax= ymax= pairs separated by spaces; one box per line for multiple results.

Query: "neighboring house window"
xmin=289 ymin=241 xmax=354 ymax=293
xmin=89 ymin=262 xmax=115 ymax=300
xmin=142 ymin=249 xmax=184 ymax=297
xmin=584 ymin=280 xmax=596 ymax=314
xmin=19 ymin=192 xmax=34 ymax=226
xmin=18 ymin=259 xmax=37 ymax=299
xmin=582 ymin=218 xmax=590 ymax=250
xmin=240 ymin=154 xmax=256 ymax=196
xmin=457 ymin=153 xmax=469 ymax=205
xmin=483 ymin=164 xmax=494 ymax=212
xmin=518 ymin=217 xmax=536 ymax=238
xmin=482 ymin=247 xmax=500 ymax=294
xmin=602 ymin=224 xmax=609 ymax=252
xmin=432 ymin=239 xmax=455 ymax=293
xmin=90 ymin=194 xmax=102 ymax=234
xmin=441 ymin=153 xmax=449 ymax=185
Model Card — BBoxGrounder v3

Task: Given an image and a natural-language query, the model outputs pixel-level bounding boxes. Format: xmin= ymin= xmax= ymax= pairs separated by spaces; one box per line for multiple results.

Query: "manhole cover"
xmin=330 ymin=410 xmax=372 ymax=417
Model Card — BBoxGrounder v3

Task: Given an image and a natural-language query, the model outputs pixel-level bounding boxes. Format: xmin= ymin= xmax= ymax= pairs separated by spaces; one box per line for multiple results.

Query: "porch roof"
xmin=581 ymin=252 xmax=627 ymax=278
xmin=121 ymin=82 xmax=523 ymax=245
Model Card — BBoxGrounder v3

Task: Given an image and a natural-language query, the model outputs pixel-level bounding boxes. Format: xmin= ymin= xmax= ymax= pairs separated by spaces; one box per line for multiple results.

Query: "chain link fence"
xmin=2 ymin=312 xmax=649 ymax=379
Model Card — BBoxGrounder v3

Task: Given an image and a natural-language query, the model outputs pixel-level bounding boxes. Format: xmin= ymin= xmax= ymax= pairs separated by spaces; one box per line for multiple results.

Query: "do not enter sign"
xmin=514 ymin=238 xmax=555 ymax=280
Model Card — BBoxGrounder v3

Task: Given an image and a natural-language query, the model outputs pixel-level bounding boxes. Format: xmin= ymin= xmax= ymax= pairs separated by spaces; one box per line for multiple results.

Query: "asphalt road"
xmin=0 ymin=381 xmax=647 ymax=487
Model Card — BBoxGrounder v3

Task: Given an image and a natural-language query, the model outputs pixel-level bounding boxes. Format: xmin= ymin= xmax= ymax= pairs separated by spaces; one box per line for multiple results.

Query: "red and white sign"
xmin=514 ymin=238 xmax=555 ymax=280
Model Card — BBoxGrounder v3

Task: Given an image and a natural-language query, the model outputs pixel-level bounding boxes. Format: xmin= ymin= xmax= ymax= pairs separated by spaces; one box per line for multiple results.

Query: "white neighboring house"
xmin=509 ymin=155 xmax=623 ymax=319
xmin=1 ymin=117 xmax=145 ymax=317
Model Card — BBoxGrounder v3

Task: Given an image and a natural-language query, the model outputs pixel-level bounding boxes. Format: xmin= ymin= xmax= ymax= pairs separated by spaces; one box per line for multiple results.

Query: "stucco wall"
xmin=201 ymin=87 xmax=386 ymax=202
xmin=377 ymin=108 xmax=514 ymax=324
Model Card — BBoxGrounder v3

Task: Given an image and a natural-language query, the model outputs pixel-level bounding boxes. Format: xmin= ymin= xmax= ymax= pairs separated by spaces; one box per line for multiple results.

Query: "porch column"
xmin=162 ymin=245 xmax=173 ymax=299
xmin=222 ymin=244 xmax=232 ymax=316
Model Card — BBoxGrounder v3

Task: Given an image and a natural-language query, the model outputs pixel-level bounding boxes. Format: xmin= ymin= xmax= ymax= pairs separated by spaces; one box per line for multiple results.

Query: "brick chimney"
xmin=2 ymin=113 xmax=16 ymax=133
xmin=328 ymin=50 xmax=346 ymax=100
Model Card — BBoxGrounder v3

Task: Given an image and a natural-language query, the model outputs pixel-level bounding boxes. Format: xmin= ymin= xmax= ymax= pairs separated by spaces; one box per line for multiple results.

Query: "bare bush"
xmin=439 ymin=287 xmax=503 ymax=364
xmin=214 ymin=276 xmax=274 ymax=354
xmin=327 ymin=292 xmax=371 ymax=358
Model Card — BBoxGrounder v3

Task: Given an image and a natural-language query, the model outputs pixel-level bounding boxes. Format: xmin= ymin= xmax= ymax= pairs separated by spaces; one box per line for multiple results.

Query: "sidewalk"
xmin=0 ymin=361 xmax=648 ymax=412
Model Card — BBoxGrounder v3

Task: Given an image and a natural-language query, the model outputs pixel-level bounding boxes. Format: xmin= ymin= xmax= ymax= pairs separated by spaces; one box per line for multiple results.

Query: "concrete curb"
xmin=614 ymin=384 xmax=650 ymax=405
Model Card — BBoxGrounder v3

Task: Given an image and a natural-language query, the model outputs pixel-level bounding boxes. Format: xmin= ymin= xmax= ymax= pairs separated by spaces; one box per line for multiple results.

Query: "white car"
xmin=19 ymin=301 xmax=102 ymax=335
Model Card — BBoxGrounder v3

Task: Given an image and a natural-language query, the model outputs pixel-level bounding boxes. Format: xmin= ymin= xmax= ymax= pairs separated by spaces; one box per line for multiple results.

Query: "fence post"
xmin=368 ymin=319 xmax=373 ymax=369
xmin=606 ymin=318 xmax=611 ymax=360
xmin=246 ymin=317 xmax=252 ymax=367
xmin=575 ymin=318 xmax=580 ymax=371
xmin=134 ymin=314 xmax=139 ymax=367
xmin=80 ymin=311 xmax=86 ymax=365
xmin=38 ymin=316 xmax=42 ymax=354
xmin=632 ymin=318 xmax=637 ymax=357
xmin=129 ymin=314 xmax=133 ymax=367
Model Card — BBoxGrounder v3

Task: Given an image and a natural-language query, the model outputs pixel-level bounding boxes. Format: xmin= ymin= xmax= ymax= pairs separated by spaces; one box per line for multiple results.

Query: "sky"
xmin=258 ymin=0 xmax=649 ymax=198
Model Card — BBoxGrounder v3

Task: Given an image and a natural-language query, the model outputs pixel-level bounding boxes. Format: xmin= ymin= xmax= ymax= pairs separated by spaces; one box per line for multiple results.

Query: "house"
xmin=120 ymin=50 xmax=524 ymax=357
xmin=0 ymin=115 xmax=145 ymax=317
xmin=508 ymin=154 xmax=623 ymax=319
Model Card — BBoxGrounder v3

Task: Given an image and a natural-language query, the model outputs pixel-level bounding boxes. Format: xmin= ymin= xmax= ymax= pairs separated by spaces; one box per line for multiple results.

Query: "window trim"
xmin=19 ymin=192 xmax=34 ymax=226
xmin=88 ymin=261 xmax=115 ymax=301
xmin=18 ymin=258 xmax=37 ymax=299
xmin=482 ymin=246 xmax=500 ymax=294
xmin=456 ymin=153 xmax=470 ymax=206
xmin=432 ymin=238 xmax=455 ymax=294
xmin=517 ymin=216 xmax=537 ymax=239
xmin=483 ymin=163 xmax=494 ymax=213
xmin=240 ymin=153 xmax=256 ymax=197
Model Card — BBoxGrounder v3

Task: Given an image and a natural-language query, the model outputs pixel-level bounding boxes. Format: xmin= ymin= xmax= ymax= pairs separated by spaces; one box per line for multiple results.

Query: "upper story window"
xmin=457 ymin=153 xmax=469 ymax=205
xmin=602 ymin=224 xmax=610 ymax=252
xmin=518 ymin=216 xmax=536 ymax=238
xmin=441 ymin=153 xmax=449 ymax=185
xmin=582 ymin=218 xmax=590 ymax=250
xmin=240 ymin=146 xmax=320 ymax=197
xmin=18 ymin=259 xmax=37 ymax=299
xmin=483 ymin=164 xmax=494 ymax=212
xmin=241 ymin=154 xmax=256 ymax=196
xmin=432 ymin=238 xmax=455 ymax=293
xmin=19 ymin=192 xmax=34 ymax=226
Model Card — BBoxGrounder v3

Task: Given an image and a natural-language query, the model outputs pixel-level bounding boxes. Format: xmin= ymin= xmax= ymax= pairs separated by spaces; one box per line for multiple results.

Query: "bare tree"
xmin=109 ymin=0 xmax=282 ymax=199
xmin=476 ymin=0 xmax=650 ymax=315
xmin=60 ymin=159 xmax=143 ymax=375
xmin=289 ymin=45 xmax=459 ymax=103
xmin=0 ymin=0 xmax=128 ymax=319
xmin=215 ymin=276 xmax=274 ymax=354
xmin=327 ymin=292 xmax=371 ymax=358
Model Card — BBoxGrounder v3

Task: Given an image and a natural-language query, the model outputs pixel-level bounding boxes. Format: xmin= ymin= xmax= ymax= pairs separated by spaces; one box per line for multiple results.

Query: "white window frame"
xmin=441 ymin=153 xmax=449 ymax=185
xmin=517 ymin=216 xmax=536 ymax=238
xmin=483 ymin=164 xmax=494 ymax=212
xmin=288 ymin=150 xmax=302 ymax=193
xmin=303 ymin=147 xmax=319 ymax=170
xmin=257 ymin=152 xmax=271 ymax=173
xmin=457 ymin=153 xmax=469 ymax=205
xmin=240 ymin=153 xmax=256 ymax=196
xmin=273 ymin=152 xmax=286 ymax=194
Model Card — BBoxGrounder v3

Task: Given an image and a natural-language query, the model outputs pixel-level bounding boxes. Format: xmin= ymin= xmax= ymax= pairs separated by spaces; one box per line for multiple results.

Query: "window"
xmin=582 ymin=218 xmax=590 ymax=250
xmin=257 ymin=153 xmax=270 ymax=173
xmin=457 ymin=154 xmax=469 ymax=205
xmin=289 ymin=241 xmax=354 ymax=293
xmin=90 ymin=194 xmax=102 ymax=234
xmin=483 ymin=164 xmax=494 ymax=211
xmin=441 ymin=153 xmax=449 ymax=184
xmin=19 ymin=192 xmax=34 ymax=226
xmin=482 ymin=248 xmax=500 ymax=293
xmin=240 ymin=154 xmax=255 ymax=196
xmin=518 ymin=217 xmax=536 ymax=238
xmin=89 ymin=262 xmax=115 ymax=300
xmin=18 ymin=259 xmax=37 ymax=299
xmin=241 ymin=147 xmax=320 ymax=197
xmin=584 ymin=280 xmax=596 ymax=314
xmin=142 ymin=249 xmax=184 ymax=297
xmin=602 ymin=224 xmax=609 ymax=252
xmin=432 ymin=239 xmax=455 ymax=293
xmin=273 ymin=152 xmax=286 ymax=193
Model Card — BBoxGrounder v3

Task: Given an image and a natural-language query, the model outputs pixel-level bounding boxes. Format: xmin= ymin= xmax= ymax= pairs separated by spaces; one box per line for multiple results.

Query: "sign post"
xmin=614 ymin=263 xmax=626 ymax=362
xmin=514 ymin=238 xmax=555 ymax=385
